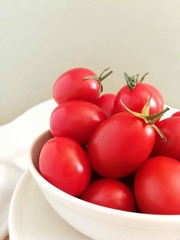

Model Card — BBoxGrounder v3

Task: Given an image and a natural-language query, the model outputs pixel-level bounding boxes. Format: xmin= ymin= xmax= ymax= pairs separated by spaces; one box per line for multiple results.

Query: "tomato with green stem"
xmin=114 ymin=72 xmax=164 ymax=115
xmin=88 ymin=100 xmax=169 ymax=178
xmin=53 ymin=67 xmax=113 ymax=104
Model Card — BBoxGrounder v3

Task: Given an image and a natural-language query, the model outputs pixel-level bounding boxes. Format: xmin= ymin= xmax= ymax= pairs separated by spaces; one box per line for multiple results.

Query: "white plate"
xmin=9 ymin=170 xmax=91 ymax=240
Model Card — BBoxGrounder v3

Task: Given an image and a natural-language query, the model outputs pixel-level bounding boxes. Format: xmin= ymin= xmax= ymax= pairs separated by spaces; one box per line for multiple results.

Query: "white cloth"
xmin=0 ymin=99 xmax=57 ymax=240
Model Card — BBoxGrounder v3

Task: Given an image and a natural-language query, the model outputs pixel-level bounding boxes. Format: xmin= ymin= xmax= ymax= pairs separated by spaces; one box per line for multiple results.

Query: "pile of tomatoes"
xmin=39 ymin=67 xmax=180 ymax=215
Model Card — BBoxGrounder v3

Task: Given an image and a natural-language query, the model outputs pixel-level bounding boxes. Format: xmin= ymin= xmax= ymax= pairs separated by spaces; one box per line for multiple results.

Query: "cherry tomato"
xmin=95 ymin=93 xmax=116 ymax=117
xmin=50 ymin=100 xmax=106 ymax=145
xmin=80 ymin=178 xmax=135 ymax=212
xmin=151 ymin=116 xmax=180 ymax=160
xmin=88 ymin=112 xmax=156 ymax=178
xmin=53 ymin=67 xmax=112 ymax=105
xmin=114 ymin=73 xmax=164 ymax=115
xmin=171 ymin=111 xmax=180 ymax=117
xmin=134 ymin=156 xmax=180 ymax=214
xmin=39 ymin=136 xmax=91 ymax=197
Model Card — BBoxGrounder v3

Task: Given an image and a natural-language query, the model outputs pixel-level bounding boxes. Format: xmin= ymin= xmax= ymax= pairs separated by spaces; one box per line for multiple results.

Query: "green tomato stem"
xmin=139 ymin=72 xmax=149 ymax=82
xmin=99 ymin=67 xmax=113 ymax=81
xmin=124 ymin=73 xmax=137 ymax=90
xmin=124 ymin=72 xmax=149 ymax=89
xmin=120 ymin=99 xmax=169 ymax=142
xmin=83 ymin=68 xmax=113 ymax=94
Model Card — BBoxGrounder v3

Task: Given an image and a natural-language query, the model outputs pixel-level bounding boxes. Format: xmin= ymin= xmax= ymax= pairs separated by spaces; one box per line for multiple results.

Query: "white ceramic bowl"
xmin=29 ymin=130 xmax=180 ymax=240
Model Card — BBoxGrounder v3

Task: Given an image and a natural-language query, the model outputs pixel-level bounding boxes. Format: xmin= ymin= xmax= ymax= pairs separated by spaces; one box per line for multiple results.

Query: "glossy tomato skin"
xmin=114 ymin=83 xmax=164 ymax=115
xmin=134 ymin=156 xmax=180 ymax=214
xmin=39 ymin=136 xmax=91 ymax=197
xmin=152 ymin=116 xmax=180 ymax=160
xmin=50 ymin=100 xmax=106 ymax=145
xmin=80 ymin=178 xmax=135 ymax=212
xmin=53 ymin=68 xmax=101 ymax=104
xmin=171 ymin=111 xmax=180 ymax=117
xmin=95 ymin=93 xmax=116 ymax=117
xmin=88 ymin=112 xmax=156 ymax=178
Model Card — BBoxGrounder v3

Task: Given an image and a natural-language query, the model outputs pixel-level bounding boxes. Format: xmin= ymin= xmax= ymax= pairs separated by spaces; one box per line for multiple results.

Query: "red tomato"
xmin=88 ymin=112 xmax=156 ymax=178
xmin=39 ymin=136 xmax=91 ymax=197
xmin=95 ymin=93 xmax=116 ymax=117
xmin=134 ymin=156 xmax=180 ymax=214
xmin=53 ymin=67 xmax=112 ymax=104
xmin=114 ymin=73 xmax=164 ymax=115
xmin=50 ymin=100 xmax=106 ymax=145
xmin=80 ymin=178 xmax=135 ymax=212
xmin=171 ymin=111 xmax=180 ymax=117
xmin=151 ymin=116 xmax=180 ymax=160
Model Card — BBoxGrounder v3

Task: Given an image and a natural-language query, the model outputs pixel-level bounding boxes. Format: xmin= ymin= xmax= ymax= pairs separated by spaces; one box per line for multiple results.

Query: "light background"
xmin=1 ymin=0 xmax=180 ymax=125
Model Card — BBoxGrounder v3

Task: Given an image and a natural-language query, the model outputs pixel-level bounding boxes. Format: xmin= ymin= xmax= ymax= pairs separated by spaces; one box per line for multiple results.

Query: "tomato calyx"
xmin=124 ymin=72 xmax=149 ymax=90
xmin=84 ymin=67 xmax=113 ymax=93
xmin=120 ymin=97 xmax=169 ymax=141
